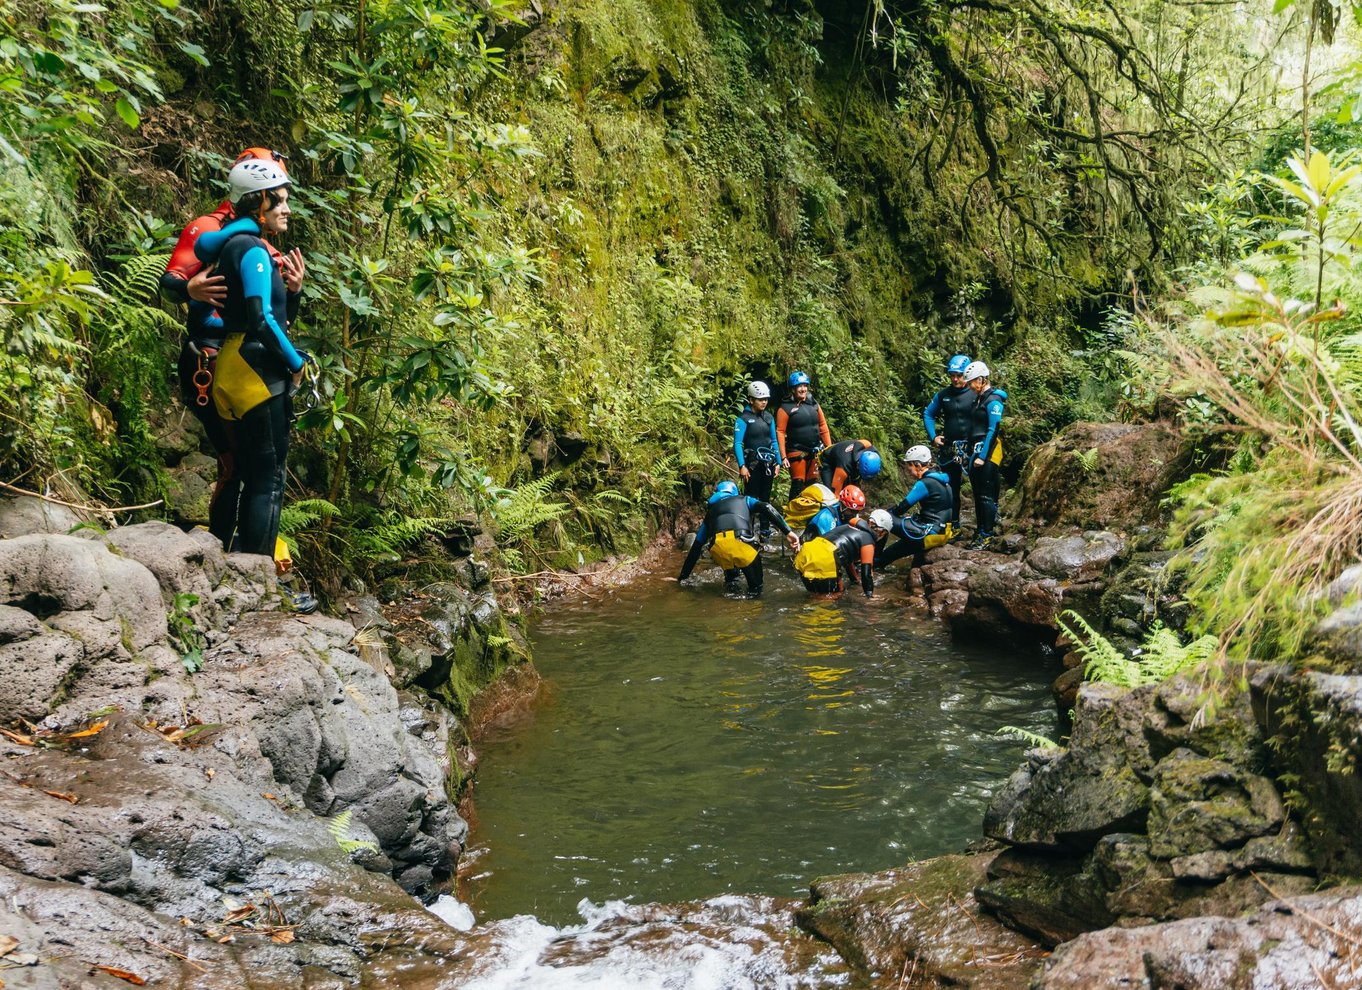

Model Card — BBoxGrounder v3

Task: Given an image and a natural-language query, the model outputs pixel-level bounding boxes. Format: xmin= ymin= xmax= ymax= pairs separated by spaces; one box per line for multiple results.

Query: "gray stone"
xmin=1025 ymin=532 xmax=1125 ymax=581
xmin=1307 ymin=602 xmax=1362 ymax=669
xmin=1147 ymin=748 xmax=1285 ymax=860
xmin=0 ymin=495 xmax=85 ymax=540
xmin=984 ymin=683 xmax=1153 ymax=851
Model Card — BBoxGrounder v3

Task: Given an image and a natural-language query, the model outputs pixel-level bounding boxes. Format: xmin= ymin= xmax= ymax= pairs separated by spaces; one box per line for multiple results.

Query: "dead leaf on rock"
xmin=203 ymin=767 xmax=215 ymax=781
xmin=0 ymin=935 xmax=16 ymax=957
xmin=65 ymin=720 xmax=108 ymax=739
xmin=270 ymin=929 xmax=295 ymax=945
xmin=91 ymin=964 xmax=146 ymax=985
xmin=222 ymin=904 xmax=258 ymax=925
xmin=42 ymin=790 xmax=80 ymax=804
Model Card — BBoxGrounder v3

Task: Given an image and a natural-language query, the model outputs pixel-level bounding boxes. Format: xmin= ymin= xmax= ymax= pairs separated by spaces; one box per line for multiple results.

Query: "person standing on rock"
xmin=874 ymin=446 xmax=955 ymax=570
xmin=734 ymin=380 xmax=780 ymax=539
xmin=191 ymin=159 xmax=312 ymax=580
xmin=160 ymin=148 xmax=302 ymax=551
xmin=963 ymin=362 xmax=1006 ymax=550
xmin=776 ymin=371 xmax=831 ymax=503
xmin=922 ymin=353 xmax=974 ymax=530
xmin=678 ymin=481 xmax=800 ymax=597
xmin=817 ymin=438 xmax=882 ymax=495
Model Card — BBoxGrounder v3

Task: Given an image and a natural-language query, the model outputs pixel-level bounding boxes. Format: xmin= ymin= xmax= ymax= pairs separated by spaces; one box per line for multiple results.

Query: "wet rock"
xmin=928 ymin=588 xmax=970 ymax=620
xmin=1253 ymin=666 xmax=1362 ymax=875
xmin=1306 ymin=602 xmax=1362 ymax=670
xmin=164 ymin=449 xmax=218 ymax=524
xmin=797 ymin=853 xmax=1045 ymax=987
xmin=1101 ymin=550 xmax=1191 ymax=632
xmin=1008 ymin=421 xmax=1186 ymax=532
xmin=1035 ymin=885 xmax=1362 ymax=990
xmin=1051 ymin=665 xmax=1083 ymax=713
xmin=1025 ymin=532 xmax=1125 ymax=581
xmin=1146 ymin=748 xmax=1285 ymax=859
xmin=975 ymin=849 xmax=1111 ymax=946
xmin=983 ymin=683 xmax=1153 ymax=851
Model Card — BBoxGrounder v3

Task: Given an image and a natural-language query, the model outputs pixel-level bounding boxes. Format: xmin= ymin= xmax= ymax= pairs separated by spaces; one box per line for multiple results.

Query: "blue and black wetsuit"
xmin=734 ymin=405 xmax=778 ymax=504
xmin=923 ymin=385 xmax=976 ymax=526
xmin=678 ymin=493 xmax=793 ymax=595
xmin=968 ymin=387 xmax=1007 ymax=539
xmin=878 ymin=471 xmax=954 ymax=569
xmin=803 ymin=503 xmax=851 ymax=543
xmin=198 ymin=218 xmax=306 ymax=558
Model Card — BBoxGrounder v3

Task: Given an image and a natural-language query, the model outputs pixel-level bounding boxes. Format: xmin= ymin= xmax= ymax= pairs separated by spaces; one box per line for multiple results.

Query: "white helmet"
xmin=228 ymin=159 xmax=291 ymax=204
xmin=747 ymin=380 xmax=771 ymax=400
xmin=901 ymin=444 xmax=932 ymax=465
xmin=869 ymin=509 xmax=894 ymax=531
xmin=963 ymin=361 xmax=990 ymax=383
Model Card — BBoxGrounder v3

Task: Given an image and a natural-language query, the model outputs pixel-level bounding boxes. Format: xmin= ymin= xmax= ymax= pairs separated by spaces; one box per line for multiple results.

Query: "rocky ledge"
xmin=0 ymin=501 xmax=524 ymax=987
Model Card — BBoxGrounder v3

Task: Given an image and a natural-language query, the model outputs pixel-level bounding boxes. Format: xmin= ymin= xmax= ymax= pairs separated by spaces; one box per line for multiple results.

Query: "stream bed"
xmin=462 ymin=555 xmax=1060 ymax=928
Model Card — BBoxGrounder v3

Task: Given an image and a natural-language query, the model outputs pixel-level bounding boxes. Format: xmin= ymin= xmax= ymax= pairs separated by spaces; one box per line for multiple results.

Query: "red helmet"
xmin=233 ymin=147 xmax=289 ymax=175
xmin=838 ymin=485 xmax=866 ymax=512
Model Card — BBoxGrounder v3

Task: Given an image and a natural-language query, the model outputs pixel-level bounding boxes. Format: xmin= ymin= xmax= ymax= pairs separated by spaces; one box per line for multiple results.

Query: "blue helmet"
xmin=947 ymin=354 xmax=971 ymax=375
xmin=857 ymin=450 xmax=882 ymax=478
xmin=711 ymin=480 xmax=740 ymax=502
xmin=788 ymin=370 xmax=811 ymax=387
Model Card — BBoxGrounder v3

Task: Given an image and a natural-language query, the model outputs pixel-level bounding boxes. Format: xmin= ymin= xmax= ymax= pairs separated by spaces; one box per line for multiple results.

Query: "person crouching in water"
xmin=804 ymin=483 xmax=864 ymax=542
xmin=678 ymin=481 xmax=800 ymax=596
xmin=873 ymin=445 xmax=956 ymax=570
xmin=794 ymin=512 xmax=886 ymax=598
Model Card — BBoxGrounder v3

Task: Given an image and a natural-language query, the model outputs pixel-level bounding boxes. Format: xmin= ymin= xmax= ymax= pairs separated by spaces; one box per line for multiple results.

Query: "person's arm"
xmin=752 ymin=499 xmax=799 ymax=550
xmin=832 ymin=466 xmax=849 ymax=492
xmin=891 ymin=480 xmax=929 ymax=517
xmin=977 ymin=398 xmax=1005 ymax=463
xmin=858 ymin=541 xmax=876 ymax=597
xmin=923 ymin=391 xmax=942 ymax=441
xmin=162 ymin=214 xmax=220 ymax=304
xmin=816 ymin=407 xmax=831 ymax=448
xmin=197 ymin=216 xmax=260 ymax=264
xmin=775 ymin=407 xmax=790 ymax=464
xmin=239 ymin=244 xmax=304 ymax=374
xmin=734 ymin=417 xmax=747 ymax=468
xmin=678 ymin=522 xmax=710 ymax=581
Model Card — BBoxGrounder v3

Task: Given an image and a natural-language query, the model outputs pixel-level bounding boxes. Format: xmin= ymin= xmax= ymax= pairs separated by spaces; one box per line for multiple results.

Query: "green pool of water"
xmin=463 ymin=556 xmax=1059 ymax=925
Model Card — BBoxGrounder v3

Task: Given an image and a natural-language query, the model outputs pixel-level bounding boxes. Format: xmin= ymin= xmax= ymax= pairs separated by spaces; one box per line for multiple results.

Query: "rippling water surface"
xmin=463 ymin=555 xmax=1059 ymax=926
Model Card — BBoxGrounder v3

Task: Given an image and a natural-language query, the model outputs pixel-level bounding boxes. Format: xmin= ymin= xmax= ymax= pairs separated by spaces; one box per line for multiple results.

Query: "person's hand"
xmin=740 ymin=465 xmax=750 ymax=482
xmin=773 ymin=463 xmax=781 ymax=477
xmin=933 ymin=435 xmax=945 ymax=447
xmin=281 ymin=248 xmax=306 ymax=293
xmin=781 ymin=457 xmax=790 ymax=469
xmin=291 ymin=367 xmax=305 ymax=391
xmin=785 ymin=531 xmax=800 ymax=552
xmin=973 ymin=457 xmax=985 ymax=468
xmin=187 ymin=266 xmax=226 ymax=306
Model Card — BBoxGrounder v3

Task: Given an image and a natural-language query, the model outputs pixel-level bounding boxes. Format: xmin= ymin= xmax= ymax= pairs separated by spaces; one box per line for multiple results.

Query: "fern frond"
xmin=280 ymin=498 xmax=342 ymax=535
xmin=352 ymin=512 xmax=458 ymax=556
xmin=326 ymin=809 xmax=379 ymax=855
xmin=105 ymin=253 xmax=171 ymax=306
xmin=996 ymin=725 xmax=1062 ymax=749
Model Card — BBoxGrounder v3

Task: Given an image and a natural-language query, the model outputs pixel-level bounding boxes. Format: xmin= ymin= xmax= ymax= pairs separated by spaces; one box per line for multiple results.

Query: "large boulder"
xmin=1008 ymin=421 xmax=1187 ymax=533
xmin=1035 ymin=885 xmax=1362 ymax=989
xmin=1026 ymin=532 xmax=1126 ymax=582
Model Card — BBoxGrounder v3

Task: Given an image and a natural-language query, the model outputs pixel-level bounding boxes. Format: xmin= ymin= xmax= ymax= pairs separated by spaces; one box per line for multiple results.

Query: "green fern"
xmin=280 ymin=498 xmax=341 ymax=535
xmin=105 ymin=253 xmax=171 ymax=306
xmin=351 ymin=511 xmax=459 ymax=556
xmin=493 ymin=471 xmax=569 ymax=541
xmin=1071 ymin=447 xmax=1100 ymax=474
xmin=326 ymin=809 xmax=378 ymax=855
xmin=996 ymin=726 xmax=1061 ymax=749
xmin=1058 ymin=609 xmax=1215 ymax=688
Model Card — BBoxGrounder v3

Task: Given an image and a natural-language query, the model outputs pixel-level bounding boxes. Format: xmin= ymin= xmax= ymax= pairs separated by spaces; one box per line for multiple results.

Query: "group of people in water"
xmin=161 ymin=147 xmax=317 ymax=612
xmin=679 ymin=359 xmax=1007 ymax=599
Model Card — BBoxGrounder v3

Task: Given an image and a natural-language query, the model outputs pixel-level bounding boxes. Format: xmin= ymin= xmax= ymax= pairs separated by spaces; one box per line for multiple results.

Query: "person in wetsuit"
xmin=734 ymin=380 xmax=780 ymax=536
xmin=678 ymin=481 xmax=800 ymax=596
xmin=804 ymin=483 xmax=864 ymax=542
xmin=963 ymin=361 xmax=1007 ymax=550
xmin=922 ymin=353 xmax=974 ymax=529
xmin=794 ymin=520 xmax=880 ymax=597
xmin=818 ymin=438 xmax=882 ymax=494
xmin=776 ymin=371 xmax=831 ymax=503
xmin=192 ymin=159 xmax=308 ymax=564
xmin=160 ymin=148 xmax=301 ymax=549
xmin=874 ymin=445 xmax=956 ymax=570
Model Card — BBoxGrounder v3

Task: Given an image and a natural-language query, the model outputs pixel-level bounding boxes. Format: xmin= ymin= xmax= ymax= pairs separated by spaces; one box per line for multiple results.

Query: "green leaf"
xmin=176 ymin=41 xmax=209 ymax=66
xmin=114 ymin=97 xmax=140 ymax=129
xmin=1273 ymin=0 xmax=1296 ymax=12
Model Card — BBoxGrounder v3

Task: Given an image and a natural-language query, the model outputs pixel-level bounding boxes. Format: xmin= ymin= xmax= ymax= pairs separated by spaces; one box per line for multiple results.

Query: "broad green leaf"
xmin=114 ymin=97 xmax=139 ymax=129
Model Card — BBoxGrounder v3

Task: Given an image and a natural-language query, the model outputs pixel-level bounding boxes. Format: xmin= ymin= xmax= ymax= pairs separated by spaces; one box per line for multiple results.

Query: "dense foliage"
xmin=4 ymin=0 xmax=1362 ymax=644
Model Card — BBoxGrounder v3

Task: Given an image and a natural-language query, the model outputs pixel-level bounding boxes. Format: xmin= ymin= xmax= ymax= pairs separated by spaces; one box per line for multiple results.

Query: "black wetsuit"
xmin=878 ymin=472 xmax=954 ymax=569
xmin=968 ymin=387 xmax=1006 ymax=538
xmin=678 ymin=494 xmax=793 ymax=595
xmin=818 ymin=439 xmax=877 ymax=492
xmin=803 ymin=523 xmax=877 ymax=597
xmin=735 ymin=406 xmax=778 ymax=507
xmin=923 ymin=385 xmax=975 ymax=526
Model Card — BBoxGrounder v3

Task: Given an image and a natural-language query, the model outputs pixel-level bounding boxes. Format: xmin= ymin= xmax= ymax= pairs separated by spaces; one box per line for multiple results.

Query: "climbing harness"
xmin=189 ymin=341 xmax=218 ymax=408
